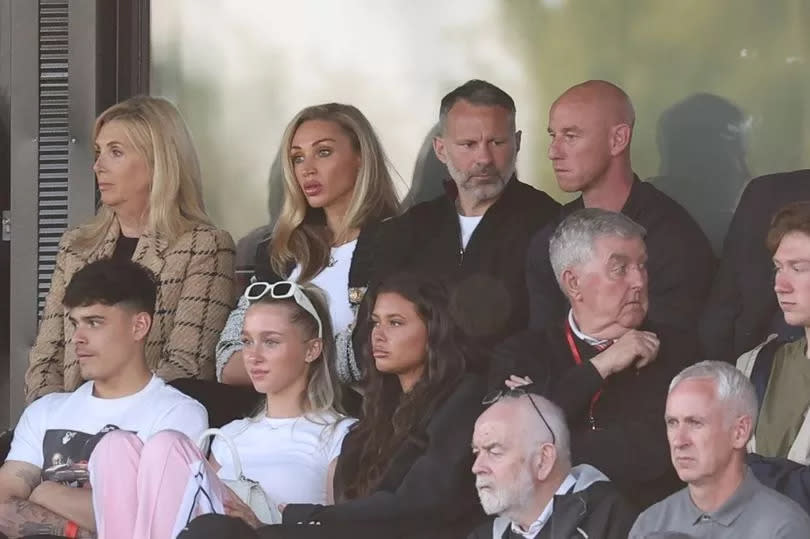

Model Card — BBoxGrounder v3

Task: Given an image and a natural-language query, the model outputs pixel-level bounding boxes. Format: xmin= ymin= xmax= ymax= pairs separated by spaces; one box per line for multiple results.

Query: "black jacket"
xmin=491 ymin=320 xmax=693 ymax=508
xmin=467 ymin=468 xmax=638 ymax=539
xmin=376 ymin=177 xmax=560 ymax=350
xmin=273 ymin=374 xmax=488 ymax=538
xmin=700 ymin=169 xmax=810 ymax=364
xmin=526 ymin=176 xmax=715 ymax=334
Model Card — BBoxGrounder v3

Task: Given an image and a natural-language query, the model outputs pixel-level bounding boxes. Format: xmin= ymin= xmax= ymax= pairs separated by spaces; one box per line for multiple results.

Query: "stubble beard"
xmin=446 ymin=157 xmax=515 ymax=206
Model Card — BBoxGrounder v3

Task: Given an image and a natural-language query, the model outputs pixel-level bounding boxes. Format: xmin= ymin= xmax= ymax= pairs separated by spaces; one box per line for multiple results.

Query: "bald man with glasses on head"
xmin=469 ymin=390 xmax=637 ymax=538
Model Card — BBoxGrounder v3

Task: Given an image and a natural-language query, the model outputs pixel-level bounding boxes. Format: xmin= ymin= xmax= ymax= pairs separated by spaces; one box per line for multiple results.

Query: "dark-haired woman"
xmin=181 ymin=273 xmax=487 ymax=539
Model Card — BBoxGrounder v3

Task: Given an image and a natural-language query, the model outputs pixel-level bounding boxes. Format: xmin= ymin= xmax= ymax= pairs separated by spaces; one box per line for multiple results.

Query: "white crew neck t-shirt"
xmin=289 ymin=239 xmax=358 ymax=336
xmin=212 ymin=413 xmax=355 ymax=505
xmin=458 ymin=214 xmax=484 ymax=249
xmin=7 ymin=375 xmax=208 ymax=484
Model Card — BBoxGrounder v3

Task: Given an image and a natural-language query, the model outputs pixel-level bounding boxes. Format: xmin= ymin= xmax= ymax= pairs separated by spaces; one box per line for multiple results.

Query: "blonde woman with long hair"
xmin=217 ymin=103 xmax=399 ymax=393
xmin=25 ymin=96 xmax=236 ymax=402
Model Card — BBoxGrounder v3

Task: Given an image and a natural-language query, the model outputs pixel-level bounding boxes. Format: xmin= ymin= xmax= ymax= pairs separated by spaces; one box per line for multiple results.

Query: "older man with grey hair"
xmin=630 ymin=361 xmax=810 ymax=538
xmin=468 ymin=390 xmax=637 ymax=538
xmin=491 ymin=208 xmax=698 ymax=509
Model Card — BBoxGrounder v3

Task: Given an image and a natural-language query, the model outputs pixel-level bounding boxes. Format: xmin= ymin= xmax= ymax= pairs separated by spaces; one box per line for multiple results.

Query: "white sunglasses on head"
xmin=243 ymin=280 xmax=323 ymax=338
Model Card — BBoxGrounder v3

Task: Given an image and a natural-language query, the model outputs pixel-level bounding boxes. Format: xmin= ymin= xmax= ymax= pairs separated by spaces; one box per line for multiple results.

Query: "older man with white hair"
xmin=630 ymin=361 xmax=810 ymax=538
xmin=492 ymin=208 xmax=697 ymax=508
xmin=469 ymin=389 xmax=637 ymax=538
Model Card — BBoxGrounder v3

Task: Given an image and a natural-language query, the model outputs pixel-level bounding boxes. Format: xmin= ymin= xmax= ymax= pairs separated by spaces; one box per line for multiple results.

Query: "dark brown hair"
xmin=439 ymin=79 xmax=516 ymax=134
xmin=63 ymin=258 xmax=156 ymax=316
xmin=339 ymin=273 xmax=471 ymax=499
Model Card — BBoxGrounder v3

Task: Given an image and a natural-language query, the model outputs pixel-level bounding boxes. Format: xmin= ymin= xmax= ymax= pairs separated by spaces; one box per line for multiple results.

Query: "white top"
xmin=289 ymin=239 xmax=358 ymax=336
xmin=7 ymin=376 xmax=208 ymax=484
xmin=212 ymin=413 xmax=356 ymax=505
xmin=458 ymin=214 xmax=484 ymax=249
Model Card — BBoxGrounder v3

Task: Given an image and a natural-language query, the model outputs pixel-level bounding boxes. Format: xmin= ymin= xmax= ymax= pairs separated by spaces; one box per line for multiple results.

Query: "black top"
xmin=112 ymin=235 xmax=138 ymax=260
xmin=700 ymin=169 xmax=810 ymax=364
xmin=278 ymin=374 xmax=488 ymax=538
xmin=526 ymin=176 xmax=715 ymax=335
xmin=376 ymin=177 xmax=560 ymax=349
xmin=491 ymin=320 xmax=693 ymax=508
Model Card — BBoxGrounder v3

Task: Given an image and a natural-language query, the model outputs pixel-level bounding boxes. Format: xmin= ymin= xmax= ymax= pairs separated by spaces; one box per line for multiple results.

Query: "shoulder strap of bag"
xmin=751 ymin=338 xmax=783 ymax=412
xmin=198 ymin=428 xmax=244 ymax=480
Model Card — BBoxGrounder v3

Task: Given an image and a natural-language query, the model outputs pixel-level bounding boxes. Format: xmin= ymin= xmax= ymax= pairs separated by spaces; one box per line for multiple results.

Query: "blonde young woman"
xmin=217 ymin=103 xmax=399 ymax=389
xmin=25 ymin=96 xmax=236 ymax=402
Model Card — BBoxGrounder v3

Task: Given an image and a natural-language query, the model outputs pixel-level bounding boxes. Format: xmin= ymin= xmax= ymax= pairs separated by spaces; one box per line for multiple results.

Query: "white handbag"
xmin=197 ymin=428 xmax=282 ymax=525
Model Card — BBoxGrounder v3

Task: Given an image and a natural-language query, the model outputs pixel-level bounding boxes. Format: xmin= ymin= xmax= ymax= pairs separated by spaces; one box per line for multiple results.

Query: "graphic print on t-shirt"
xmin=41 ymin=424 xmax=125 ymax=486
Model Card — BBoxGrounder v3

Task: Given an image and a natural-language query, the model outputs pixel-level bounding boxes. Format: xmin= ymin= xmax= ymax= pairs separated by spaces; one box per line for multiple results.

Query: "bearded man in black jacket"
xmin=492 ymin=208 xmax=697 ymax=509
xmin=469 ymin=390 xmax=637 ymax=539
xmin=376 ymin=79 xmax=560 ymax=353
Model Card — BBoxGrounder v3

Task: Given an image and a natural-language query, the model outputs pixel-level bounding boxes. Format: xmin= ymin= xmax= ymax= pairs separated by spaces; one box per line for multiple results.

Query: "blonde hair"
xmin=247 ymin=283 xmax=345 ymax=421
xmin=270 ymin=103 xmax=400 ymax=282
xmin=75 ymin=96 xmax=211 ymax=250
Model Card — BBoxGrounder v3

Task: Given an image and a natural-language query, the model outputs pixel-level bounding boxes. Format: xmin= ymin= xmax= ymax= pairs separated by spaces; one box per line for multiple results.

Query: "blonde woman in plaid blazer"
xmin=25 ymin=96 xmax=236 ymax=402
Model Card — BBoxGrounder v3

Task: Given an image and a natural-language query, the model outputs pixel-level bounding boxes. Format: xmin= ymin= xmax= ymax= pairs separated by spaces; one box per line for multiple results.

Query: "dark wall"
xmin=0 ymin=0 xmax=11 ymax=429
xmin=96 ymin=0 xmax=150 ymax=111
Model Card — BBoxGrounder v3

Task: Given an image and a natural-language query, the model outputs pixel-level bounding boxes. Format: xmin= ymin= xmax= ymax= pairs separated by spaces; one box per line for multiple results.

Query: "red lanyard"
xmin=565 ymin=322 xmax=603 ymax=430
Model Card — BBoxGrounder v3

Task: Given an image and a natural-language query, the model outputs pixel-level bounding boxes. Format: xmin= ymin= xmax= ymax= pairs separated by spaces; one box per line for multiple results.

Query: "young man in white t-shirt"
xmin=0 ymin=258 xmax=208 ymax=538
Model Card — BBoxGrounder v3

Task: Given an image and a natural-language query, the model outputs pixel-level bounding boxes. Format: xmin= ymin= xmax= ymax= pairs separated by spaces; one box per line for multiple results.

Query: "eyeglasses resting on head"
xmin=482 ymin=385 xmax=557 ymax=446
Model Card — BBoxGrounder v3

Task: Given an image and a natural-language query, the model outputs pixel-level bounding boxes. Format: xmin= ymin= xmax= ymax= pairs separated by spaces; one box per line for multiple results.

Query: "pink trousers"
xmin=88 ymin=429 xmax=227 ymax=539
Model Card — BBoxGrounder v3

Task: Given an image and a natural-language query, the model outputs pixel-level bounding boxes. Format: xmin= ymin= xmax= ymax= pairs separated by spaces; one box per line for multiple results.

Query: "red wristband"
xmin=64 ymin=520 xmax=79 ymax=538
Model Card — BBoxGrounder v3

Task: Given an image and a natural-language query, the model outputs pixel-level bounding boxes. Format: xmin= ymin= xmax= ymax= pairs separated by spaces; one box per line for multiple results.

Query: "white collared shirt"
xmin=568 ymin=310 xmax=613 ymax=348
xmin=510 ymin=473 xmax=577 ymax=538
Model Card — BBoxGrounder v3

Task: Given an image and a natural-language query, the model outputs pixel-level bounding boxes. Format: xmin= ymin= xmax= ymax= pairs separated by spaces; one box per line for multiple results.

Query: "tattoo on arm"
xmin=21 ymin=520 xmax=61 ymax=536
xmin=0 ymin=498 xmax=95 ymax=538
xmin=13 ymin=467 xmax=41 ymax=494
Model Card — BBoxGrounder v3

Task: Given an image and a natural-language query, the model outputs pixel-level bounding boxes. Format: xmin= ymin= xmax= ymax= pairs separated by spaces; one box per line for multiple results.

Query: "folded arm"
xmin=0 ymin=460 xmax=94 ymax=538
xmin=29 ymin=481 xmax=94 ymax=531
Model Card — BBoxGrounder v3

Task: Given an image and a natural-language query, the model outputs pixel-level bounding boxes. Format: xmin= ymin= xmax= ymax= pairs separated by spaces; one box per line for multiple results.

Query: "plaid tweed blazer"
xmin=24 ymin=219 xmax=236 ymax=402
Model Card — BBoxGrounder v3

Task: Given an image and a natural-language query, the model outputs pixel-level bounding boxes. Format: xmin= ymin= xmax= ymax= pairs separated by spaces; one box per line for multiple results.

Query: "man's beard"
xmin=446 ymin=158 xmax=515 ymax=204
xmin=475 ymin=470 xmax=534 ymax=517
